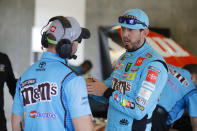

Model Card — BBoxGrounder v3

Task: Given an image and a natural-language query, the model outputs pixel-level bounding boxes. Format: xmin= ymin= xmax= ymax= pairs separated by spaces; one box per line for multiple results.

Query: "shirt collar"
xmin=41 ymin=51 xmax=68 ymax=64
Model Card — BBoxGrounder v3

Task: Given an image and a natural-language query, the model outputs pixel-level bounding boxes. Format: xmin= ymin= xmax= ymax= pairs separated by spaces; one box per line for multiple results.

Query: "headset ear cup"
xmin=60 ymin=44 xmax=73 ymax=58
xmin=41 ymin=31 xmax=48 ymax=48
xmin=56 ymin=39 xmax=72 ymax=58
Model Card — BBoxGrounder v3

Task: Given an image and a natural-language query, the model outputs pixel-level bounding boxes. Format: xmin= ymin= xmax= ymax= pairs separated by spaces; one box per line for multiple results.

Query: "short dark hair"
xmin=183 ymin=64 xmax=197 ymax=75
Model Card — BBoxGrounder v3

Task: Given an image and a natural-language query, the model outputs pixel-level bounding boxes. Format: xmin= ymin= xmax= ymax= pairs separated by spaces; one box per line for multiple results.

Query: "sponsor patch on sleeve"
xmin=141 ymin=81 xmax=155 ymax=91
xmin=148 ymin=66 xmax=161 ymax=73
xmin=138 ymin=88 xmax=152 ymax=101
xmin=146 ymin=70 xmax=159 ymax=84
xmin=136 ymin=96 xmax=147 ymax=106
xmin=114 ymin=93 xmax=135 ymax=109
xmin=136 ymin=103 xmax=144 ymax=111
xmin=80 ymin=96 xmax=89 ymax=105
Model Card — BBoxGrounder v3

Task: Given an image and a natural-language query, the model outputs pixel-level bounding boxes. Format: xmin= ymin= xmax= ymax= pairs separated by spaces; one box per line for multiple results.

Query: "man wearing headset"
xmin=11 ymin=16 xmax=93 ymax=131
xmin=87 ymin=8 xmax=168 ymax=131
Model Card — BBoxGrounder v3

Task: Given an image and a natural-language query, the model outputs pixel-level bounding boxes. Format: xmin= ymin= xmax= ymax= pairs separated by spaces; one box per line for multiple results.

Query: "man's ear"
xmin=144 ymin=29 xmax=149 ymax=37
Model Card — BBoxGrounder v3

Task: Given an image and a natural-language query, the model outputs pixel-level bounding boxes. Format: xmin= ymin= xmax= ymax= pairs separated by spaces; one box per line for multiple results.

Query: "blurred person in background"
xmin=152 ymin=64 xmax=197 ymax=131
xmin=0 ymin=52 xmax=17 ymax=131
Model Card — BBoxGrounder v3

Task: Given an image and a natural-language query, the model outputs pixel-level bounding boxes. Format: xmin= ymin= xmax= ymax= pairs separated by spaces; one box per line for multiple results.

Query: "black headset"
xmin=41 ymin=16 xmax=77 ymax=59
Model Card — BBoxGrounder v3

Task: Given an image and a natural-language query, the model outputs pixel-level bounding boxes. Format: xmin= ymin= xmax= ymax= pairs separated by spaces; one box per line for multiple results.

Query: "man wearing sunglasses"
xmin=87 ymin=8 xmax=168 ymax=131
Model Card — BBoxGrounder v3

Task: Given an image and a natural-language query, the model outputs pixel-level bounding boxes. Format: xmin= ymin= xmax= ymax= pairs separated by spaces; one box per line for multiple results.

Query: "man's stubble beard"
xmin=125 ymin=38 xmax=142 ymax=51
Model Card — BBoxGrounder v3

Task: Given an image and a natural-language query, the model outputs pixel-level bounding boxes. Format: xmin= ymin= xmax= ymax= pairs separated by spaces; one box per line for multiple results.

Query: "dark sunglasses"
xmin=118 ymin=16 xmax=147 ymax=27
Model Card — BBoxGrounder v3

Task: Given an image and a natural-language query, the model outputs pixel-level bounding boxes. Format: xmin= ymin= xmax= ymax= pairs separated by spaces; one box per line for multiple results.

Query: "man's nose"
xmin=122 ymin=30 xmax=129 ymax=37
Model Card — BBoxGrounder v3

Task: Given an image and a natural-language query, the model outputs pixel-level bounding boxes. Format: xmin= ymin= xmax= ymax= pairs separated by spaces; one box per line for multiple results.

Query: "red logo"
xmin=146 ymin=70 xmax=158 ymax=84
xmin=29 ymin=111 xmax=37 ymax=118
xmin=122 ymin=72 xmax=127 ymax=78
xmin=136 ymin=97 xmax=147 ymax=106
xmin=126 ymin=101 xmax=135 ymax=109
xmin=134 ymin=57 xmax=145 ymax=66
xmin=126 ymin=100 xmax=131 ymax=108
xmin=114 ymin=93 xmax=118 ymax=100
xmin=50 ymin=26 xmax=56 ymax=32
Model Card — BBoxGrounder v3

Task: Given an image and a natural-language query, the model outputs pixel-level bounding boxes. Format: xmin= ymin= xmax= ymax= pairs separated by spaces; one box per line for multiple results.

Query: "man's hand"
xmin=86 ymin=78 xmax=108 ymax=96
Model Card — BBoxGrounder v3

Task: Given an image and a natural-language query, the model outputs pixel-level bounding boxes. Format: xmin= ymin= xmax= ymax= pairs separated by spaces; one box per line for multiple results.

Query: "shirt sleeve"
xmin=167 ymin=109 xmax=185 ymax=125
xmin=109 ymin=61 xmax=168 ymax=120
xmin=12 ymin=79 xmax=24 ymax=115
xmin=63 ymin=76 xmax=92 ymax=118
xmin=104 ymin=76 xmax=113 ymax=88
xmin=187 ymin=92 xmax=197 ymax=117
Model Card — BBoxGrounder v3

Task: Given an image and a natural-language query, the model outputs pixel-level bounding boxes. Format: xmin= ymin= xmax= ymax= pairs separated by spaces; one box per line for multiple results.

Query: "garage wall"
xmin=0 ymin=0 xmax=34 ymax=77
xmin=0 ymin=0 xmax=34 ymax=130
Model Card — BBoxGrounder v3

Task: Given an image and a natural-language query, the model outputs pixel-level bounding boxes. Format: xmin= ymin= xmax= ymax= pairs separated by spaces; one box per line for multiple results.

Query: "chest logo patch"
xmin=126 ymin=72 xmax=136 ymax=81
xmin=134 ymin=57 xmax=145 ymax=66
xmin=125 ymin=63 xmax=132 ymax=72
xmin=112 ymin=78 xmax=131 ymax=94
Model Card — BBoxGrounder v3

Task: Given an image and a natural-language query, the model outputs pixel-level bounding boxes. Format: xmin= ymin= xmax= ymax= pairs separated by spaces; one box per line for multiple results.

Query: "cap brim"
xmin=81 ymin=28 xmax=90 ymax=39
xmin=113 ymin=23 xmax=147 ymax=30
xmin=74 ymin=28 xmax=90 ymax=43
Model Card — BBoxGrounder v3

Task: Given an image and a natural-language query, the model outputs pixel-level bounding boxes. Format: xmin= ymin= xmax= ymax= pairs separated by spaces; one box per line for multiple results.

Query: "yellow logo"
xmin=127 ymin=72 xmax=136 ymax=80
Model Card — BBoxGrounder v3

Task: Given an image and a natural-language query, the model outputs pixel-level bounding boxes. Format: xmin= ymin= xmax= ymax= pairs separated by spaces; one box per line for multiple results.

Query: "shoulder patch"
xmin=138 ymin=87 xmax=152 ymax=101
xmin=146 ymin=70 xmax=159 ymax=84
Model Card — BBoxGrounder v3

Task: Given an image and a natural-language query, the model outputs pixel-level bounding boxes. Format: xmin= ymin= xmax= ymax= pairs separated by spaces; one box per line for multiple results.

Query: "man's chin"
xmin=124 ymin=45 xmax=129 ymax=49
